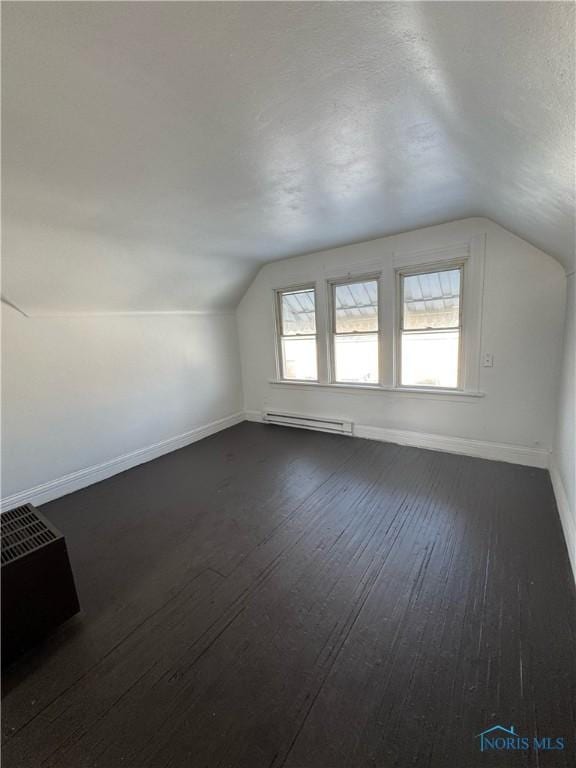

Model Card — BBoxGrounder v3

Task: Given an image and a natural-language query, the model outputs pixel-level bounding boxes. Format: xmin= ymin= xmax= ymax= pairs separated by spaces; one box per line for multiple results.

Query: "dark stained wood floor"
xmin=2 ymin=422 xmax=575 ymax=768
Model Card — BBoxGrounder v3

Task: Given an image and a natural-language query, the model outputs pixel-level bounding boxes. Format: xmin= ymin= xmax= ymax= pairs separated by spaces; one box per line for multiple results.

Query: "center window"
xmin=331 ymin=278 xmax=379 ymax=384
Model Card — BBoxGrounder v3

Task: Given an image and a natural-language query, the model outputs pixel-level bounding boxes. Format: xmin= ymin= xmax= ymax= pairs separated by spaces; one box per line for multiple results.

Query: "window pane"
xmin=401 ymin=330 xmax=459 ymax=388
xmin=281 ymin=289 xmax=316 ymax=335
xmin=334 ymin=280 xmax=378 ymax=333
xmin=281 ymin=337 xmax=317 ymax=380
xmin=403 ymin=269 xmax=461 ymax=330
xmin=334 ymin=334 xmax=378 ymax=384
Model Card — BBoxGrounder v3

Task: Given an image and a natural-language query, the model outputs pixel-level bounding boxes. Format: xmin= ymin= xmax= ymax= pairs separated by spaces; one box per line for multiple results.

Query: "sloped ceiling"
xmin=3 ymin=1 xmax=574 ymax=313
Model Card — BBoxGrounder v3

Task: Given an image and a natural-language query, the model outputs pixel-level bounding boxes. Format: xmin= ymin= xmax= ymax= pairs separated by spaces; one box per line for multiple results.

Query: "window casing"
xmin=329 ymin=277 xmax=380 ymax=385
xmin=397 ymin=263 xmax=464 ymax=389
xmin=276 ymin=286 xmax=318 ymax=381
xmin=272 ymin=234 xmax=484 ymax=396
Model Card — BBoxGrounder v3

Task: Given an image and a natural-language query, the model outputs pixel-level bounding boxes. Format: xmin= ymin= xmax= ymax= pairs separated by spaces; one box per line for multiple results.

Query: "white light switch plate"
xmin=482 ymin=353 xmax=494 ymax=367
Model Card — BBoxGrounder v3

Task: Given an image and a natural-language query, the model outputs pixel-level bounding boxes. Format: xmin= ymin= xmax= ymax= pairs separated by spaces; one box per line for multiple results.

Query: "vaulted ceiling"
xmin=3 ymin=1 xmax=574 ymax=313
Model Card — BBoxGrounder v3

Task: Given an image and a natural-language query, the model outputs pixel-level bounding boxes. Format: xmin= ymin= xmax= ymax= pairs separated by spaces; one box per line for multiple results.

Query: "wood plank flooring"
xmin=2 ymin=422 xmax=575 ymax=768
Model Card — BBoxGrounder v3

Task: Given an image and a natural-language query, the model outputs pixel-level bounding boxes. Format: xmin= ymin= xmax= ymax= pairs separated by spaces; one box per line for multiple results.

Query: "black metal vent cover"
xmin=1 ymin=504 xmax=59 ymax=566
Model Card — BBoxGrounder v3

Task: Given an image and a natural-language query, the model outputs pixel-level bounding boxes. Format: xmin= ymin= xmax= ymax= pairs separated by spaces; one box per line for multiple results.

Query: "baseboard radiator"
xmin=263 ymin=411 xmax=353 ymax=436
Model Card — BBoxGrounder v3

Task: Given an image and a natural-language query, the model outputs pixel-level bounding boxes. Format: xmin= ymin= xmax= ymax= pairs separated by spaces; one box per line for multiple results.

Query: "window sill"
xmin=268 ymin=380 xmax=485 ymax=399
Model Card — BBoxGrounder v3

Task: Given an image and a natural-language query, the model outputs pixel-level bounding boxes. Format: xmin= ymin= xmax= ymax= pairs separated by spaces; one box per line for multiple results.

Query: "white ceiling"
xmin=3 ymin=1 xmax=574 ymax=313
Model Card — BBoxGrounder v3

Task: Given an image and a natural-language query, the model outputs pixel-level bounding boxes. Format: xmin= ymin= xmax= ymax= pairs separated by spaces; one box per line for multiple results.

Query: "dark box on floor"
xmin=1 ymin=503 xmax=80 ymax=666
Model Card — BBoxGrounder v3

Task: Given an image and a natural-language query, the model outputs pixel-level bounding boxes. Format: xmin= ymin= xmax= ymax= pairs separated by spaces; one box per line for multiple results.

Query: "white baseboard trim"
xmin=354 ymin=424 xmax=549 ymax=468
xmin=550 ymin=460 xmax=576 ymax=586
xmin=246 ymin=410 xmax=549 ymax=468
xmin=0 ymin=411 xmax=245 ymax=512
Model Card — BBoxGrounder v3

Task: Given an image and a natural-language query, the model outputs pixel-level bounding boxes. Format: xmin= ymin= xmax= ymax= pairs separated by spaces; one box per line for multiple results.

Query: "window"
xmin=277 ymin=286 xmax=318 ymax=381
xmin=272 ymin=237 xmax=483 ymax=395
xmin=399 ymin=266 xmax=462 ymax=389
xmin=331 ymin=278 xmax=379 ymax=384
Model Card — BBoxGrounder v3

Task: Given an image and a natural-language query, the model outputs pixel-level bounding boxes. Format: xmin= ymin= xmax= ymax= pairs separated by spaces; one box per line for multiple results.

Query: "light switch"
xmin=482 ymin=353 xmax=494 ymax=367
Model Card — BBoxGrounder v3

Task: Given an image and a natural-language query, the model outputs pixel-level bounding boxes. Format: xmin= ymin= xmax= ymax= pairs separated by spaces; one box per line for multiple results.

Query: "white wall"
xmin=551 ymin=273 xmax=576 ymax=576
xmin=238 ymin=219 xmax=566 ymax=466
xmin=1 ymin=305 xmax=243 ymax=505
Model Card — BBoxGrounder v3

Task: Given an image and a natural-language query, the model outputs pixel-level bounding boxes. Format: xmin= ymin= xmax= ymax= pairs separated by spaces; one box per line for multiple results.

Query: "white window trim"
xmin=327 ymin=273 xmax=382 ymax=385
xmin=268 ymin=379 xmax=484 ymax=400
xmin=270 ymin=234 xmax=486 ymax=396
xmin=391 ymin=234 xmax=485 ymax=394
xmin=274 ymin=283 xmax=320 ymax=383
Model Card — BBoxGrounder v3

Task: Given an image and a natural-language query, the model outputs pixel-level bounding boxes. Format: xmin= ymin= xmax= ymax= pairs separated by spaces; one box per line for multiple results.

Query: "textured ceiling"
xmin=3 ymin=1 xmax=574 ymax=313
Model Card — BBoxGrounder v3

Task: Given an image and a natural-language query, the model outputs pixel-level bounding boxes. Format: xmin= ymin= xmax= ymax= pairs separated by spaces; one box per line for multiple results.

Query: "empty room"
xmin=1 ymin=2 xmax=575 ymax=767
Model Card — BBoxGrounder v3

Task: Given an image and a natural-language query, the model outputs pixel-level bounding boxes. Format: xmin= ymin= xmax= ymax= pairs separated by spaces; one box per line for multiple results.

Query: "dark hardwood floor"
xmin=2 ymin=422 xmax=575 ymax=768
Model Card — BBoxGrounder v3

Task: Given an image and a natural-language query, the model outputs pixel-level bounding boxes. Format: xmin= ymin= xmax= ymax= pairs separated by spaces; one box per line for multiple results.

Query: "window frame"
xmin=328 ymin=273 xmax=382 ymax=386
xmin=270 ymin=233 xmax=485 ymax=398
xmin=274 ymin=283 xmax=320 ymax=383
xmin=395 ymin=259 xmax=465 ymax=391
